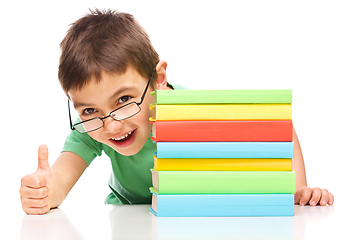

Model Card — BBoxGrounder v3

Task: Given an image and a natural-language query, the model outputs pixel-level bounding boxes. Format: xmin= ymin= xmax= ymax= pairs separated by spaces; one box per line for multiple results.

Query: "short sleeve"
xmin=62 ymin=130 xmax=103 ymax=166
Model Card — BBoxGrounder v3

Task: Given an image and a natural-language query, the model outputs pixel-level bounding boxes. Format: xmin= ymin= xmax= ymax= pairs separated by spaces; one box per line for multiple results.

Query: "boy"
xmin=20 ymin=9 xmax=334 ymax=215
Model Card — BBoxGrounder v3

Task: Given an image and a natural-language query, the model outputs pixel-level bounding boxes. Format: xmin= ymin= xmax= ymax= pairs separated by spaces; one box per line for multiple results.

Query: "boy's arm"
xmin=50 ymin=151 xmax=88 ymax=209
xmin=292 ymin=129 xmax=334 ymax=206
xmin=292 ymin=129 xmax=307 ymax=189
xmin=20 ymin=145 xmax=87 ymax=214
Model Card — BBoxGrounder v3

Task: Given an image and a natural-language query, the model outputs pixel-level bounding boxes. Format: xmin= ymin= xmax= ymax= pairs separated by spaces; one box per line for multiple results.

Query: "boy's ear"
xmin=155 ymin=60 xmax=169 ymax=90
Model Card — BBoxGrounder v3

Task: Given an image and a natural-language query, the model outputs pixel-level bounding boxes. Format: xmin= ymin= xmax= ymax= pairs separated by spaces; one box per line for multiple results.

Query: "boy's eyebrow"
xmin=73 ymin=101 xmax=92 ymax=109
xmin=108 ymin=86 xmax=135 ymax=101
xmin=73 ymin=86 xmax=137 ymax=109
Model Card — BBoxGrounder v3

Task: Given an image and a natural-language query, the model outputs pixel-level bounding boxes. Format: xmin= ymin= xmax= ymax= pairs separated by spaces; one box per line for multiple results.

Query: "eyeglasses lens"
xmin=111 ymin=103 xmax=141 ymax=120
xmin=73 ymin=102 xmax=141 ymax=133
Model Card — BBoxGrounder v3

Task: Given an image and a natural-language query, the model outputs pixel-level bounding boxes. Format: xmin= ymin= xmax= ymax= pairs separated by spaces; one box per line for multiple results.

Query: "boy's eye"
xmin=83 ymin=108 xmax=97 ymax=115
xmin=119 ymin=96 xmax=131 ymax=104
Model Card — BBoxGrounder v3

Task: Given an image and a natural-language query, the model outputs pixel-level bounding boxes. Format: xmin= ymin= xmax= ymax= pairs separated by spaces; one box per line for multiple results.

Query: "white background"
xmin=1 ymin=0 xmax=343 ymax=230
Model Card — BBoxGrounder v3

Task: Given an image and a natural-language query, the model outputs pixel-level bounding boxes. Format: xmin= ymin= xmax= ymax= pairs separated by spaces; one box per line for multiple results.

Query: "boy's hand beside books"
xmin=294 ymin=186 xmax=334 ymax=206
xmin=20 ymin=145 xmax=54 ymax=215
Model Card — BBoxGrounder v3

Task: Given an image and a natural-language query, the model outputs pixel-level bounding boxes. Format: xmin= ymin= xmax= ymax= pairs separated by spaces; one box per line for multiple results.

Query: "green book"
xmin=151 ymin=170 xmax=295 ymax=194
xmin=150 ymin=89 xmax=292 ymax=104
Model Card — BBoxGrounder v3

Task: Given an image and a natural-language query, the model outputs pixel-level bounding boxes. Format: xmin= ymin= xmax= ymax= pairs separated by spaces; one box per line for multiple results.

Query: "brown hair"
xmin=58 ymin=9 xmax=159 ymax=94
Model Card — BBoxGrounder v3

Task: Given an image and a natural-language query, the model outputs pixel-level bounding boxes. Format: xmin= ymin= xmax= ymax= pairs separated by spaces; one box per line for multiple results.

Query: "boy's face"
xmin=68 ymin=66 xmax=159 ymax=156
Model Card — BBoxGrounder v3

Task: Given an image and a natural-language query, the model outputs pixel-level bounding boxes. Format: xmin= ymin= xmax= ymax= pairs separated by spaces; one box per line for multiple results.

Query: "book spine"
xmin=150 ymin=193 xmax=294 ymax=217
xmin=151 ymin=170 xmax=295 ymax=194
xmin=150 ymin=89 xmax=295 ymax=217
xmin=155 ymin=142 xmax=294 ymax=158
xmin=150 ymin=104 xmax=292 ymax=121
xmin=151 ymin=120 xmax=293 ymax=142
xmin=151 ymin=89 xmax=292 ymax=104
xmin=153 ymin=156 xmax=292 ymax=171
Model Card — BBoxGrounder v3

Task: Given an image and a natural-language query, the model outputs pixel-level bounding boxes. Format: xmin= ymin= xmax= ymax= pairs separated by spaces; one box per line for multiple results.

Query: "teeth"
xmin=111 ymin=131 xmax=133 ymax=141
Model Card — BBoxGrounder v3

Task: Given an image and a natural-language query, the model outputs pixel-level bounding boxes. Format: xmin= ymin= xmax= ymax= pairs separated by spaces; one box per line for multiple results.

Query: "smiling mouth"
xmin=110 ymin=130 xmax=136 ymax=142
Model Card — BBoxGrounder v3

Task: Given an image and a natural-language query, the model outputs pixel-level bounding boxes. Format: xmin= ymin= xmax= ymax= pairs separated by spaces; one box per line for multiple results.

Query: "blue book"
xmin=150 ymin=192 xmax=294 ymax=217
xmin=155 ymin=142 xmax=294 ymax=158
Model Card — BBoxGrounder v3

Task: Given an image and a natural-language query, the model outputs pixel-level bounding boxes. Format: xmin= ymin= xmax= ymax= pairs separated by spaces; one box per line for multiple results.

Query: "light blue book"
xmin=150 ymin=192 xmax=294 ymax=217
xmin=155 ymin=142 xmax=294 ymax=158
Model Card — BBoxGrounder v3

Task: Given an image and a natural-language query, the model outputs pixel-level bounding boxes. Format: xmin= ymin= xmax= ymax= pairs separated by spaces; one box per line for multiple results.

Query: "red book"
xmin=151 ymin=120 xmax=293 ymax=142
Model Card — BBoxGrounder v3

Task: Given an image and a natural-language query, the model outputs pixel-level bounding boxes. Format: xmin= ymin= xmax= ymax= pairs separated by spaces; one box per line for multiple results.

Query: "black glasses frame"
xmin=68 ymin=67 xmax=155 ymax=133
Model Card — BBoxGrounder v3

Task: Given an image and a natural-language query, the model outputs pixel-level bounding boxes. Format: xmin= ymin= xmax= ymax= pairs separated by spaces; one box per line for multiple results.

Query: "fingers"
xmin=309 ymin=187 xmax=322 ymax=206
xmin=21 ymin=173 xmax=46 ymax=189
xmin=22 ymin=203 xmax=51 ymax=215
xmin=21 ymin=195 xmax=50 ymax=208
xmin=37 ymin=144 xmax=50 ymax=171
xmin=20 ymin=185 xmax=49 ymax=199
xmin=295 ymin=186 xmax=312 ymax=206
xmin=318 ymin=189 xmax=334 ymax=206
xmin=328 ymin=192 xmax=334 ymax=205
xmin=295 ymin=186 xmax=334 ymax=206
xmin=20 ymin=186 xmax=51 ymax=215
xmin=20 ymin=144 xmax=53 ymax=215
xmin=310 ymin=188 xmax=335 ymax=206
xmin=20 ymin=173 xmax=51 ymax=215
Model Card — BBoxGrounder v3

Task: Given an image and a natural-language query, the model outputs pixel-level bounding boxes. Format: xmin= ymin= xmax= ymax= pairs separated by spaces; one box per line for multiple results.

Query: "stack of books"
xmin=149 ymin=89 xmax=295 ymax=217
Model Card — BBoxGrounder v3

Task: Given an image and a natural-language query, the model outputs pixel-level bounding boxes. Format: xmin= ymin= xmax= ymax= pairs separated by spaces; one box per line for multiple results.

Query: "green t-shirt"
xmin=62 ymin=83 xmax=186 ymax=205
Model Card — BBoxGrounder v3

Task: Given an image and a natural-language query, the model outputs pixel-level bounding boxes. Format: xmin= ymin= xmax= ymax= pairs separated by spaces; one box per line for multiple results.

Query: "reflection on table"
xmin=20 ymin=204 xmax=337 ymax=240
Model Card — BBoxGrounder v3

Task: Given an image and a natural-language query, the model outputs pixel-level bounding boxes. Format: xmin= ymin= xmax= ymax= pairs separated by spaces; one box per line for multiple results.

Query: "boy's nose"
xmin=102 ymin=117 xmax=124 ymax=133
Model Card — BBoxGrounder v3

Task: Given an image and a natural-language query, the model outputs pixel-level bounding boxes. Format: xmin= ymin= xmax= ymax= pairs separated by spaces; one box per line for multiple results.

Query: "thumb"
xmin=37 ymin=144 xmax=50 ymax=171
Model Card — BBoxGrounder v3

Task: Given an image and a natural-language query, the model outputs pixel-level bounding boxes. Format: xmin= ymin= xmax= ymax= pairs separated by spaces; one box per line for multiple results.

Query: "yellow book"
xmin=153 ymin=155 xmax=292 ymax=171
xmin=150 ymin=104 xmax=292 ymax=121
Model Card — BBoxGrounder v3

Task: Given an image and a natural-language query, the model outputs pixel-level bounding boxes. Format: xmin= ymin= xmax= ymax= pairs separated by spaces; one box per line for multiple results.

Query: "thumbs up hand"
xmin=20 ymin=145 xmax=54 ymax=215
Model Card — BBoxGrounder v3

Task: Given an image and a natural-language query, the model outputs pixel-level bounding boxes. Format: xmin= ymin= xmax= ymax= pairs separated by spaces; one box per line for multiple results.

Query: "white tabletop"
xmin=6 ymin=203 xmax=340 ymax=240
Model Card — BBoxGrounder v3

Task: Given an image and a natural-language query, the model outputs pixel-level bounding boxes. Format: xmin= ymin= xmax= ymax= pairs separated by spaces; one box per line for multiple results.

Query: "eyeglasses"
xmin=68 ymin=68 xmax=155 ymax=133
